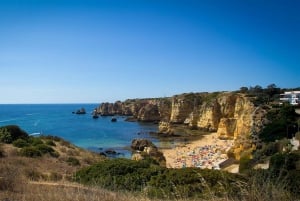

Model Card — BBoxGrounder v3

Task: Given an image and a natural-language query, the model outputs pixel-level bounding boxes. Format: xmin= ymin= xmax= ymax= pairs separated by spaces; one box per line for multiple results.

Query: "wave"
xmin=29 ymin=132 xmax=42 ymax=136
xmin=26 ymin=113 xmax=39 ymax=116
xmin=0 ymin=118 xmax=19 ymax=123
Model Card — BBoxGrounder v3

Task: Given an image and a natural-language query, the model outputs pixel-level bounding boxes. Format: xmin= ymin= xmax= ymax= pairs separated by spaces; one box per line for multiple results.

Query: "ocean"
xmin=0 ymin=104 xmax=160 ymax=158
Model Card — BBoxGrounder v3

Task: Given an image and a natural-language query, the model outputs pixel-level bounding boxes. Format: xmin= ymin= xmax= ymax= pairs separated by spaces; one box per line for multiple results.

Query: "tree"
xmin=240 ymin=87 xmax=249 ymax=93
xmin=266 ymin=84 xmax=280 ymax=101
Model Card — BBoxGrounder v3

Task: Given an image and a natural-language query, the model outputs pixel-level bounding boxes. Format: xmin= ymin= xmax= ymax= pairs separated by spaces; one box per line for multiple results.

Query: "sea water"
xmin=0 ymin=104 xmax=159 ymax=158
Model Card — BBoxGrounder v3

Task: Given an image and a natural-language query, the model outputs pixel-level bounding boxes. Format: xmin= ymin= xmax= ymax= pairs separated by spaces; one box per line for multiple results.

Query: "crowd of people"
xmin=162 ymin=133 xmax=233 ymax=169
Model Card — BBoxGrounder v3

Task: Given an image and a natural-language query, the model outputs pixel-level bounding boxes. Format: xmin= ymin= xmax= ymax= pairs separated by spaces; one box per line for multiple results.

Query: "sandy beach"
xmin=160 ymin=132 xmax=233 ymax=169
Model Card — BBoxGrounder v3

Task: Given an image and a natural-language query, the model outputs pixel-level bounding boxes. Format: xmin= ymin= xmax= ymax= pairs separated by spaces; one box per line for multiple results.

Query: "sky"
xmin=0 ymin=0 xmax=299 ymax=103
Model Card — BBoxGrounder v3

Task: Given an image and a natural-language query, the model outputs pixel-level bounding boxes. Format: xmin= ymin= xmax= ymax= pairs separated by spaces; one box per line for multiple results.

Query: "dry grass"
xmin=0 ymin=142 xmax=299 ymax=201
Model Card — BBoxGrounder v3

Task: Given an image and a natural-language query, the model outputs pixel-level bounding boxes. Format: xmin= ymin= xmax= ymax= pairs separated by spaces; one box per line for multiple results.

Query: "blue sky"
xmin=0 ymin=0 xmax=299 ymax=103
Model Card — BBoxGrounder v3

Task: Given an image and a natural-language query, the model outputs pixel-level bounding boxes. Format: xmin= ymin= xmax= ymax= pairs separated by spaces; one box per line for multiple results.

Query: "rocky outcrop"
xmin=131 ymin=139 xmax=166 ymax=166
xmin=96 ymin=98 xmax=171 ymax=122
xmin=97 ymin=92 xmax=267 ymax=160
xmin=75 ymin=108 xmax=86 ymax=114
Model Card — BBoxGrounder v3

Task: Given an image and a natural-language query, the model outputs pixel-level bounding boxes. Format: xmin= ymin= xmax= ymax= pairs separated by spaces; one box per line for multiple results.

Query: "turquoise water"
xmin=0 ymin=104 xmax=159 ymax=157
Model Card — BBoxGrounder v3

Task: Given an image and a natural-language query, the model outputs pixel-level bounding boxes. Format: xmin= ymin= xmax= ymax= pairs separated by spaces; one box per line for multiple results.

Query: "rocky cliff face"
xmin=96 ymin=98 xmax=171 ymax=122
xmin=97 ymin=92 xmax=267 ymax=159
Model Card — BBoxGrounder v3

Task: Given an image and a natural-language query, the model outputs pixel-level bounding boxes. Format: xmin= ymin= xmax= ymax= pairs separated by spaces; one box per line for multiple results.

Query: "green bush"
xmin=74 ymin=158 xmax=243 ymax=199
xmin=0 ymin=128 xmax=13 ymax=143
xmin=28 ymin=137 xmax=44 ymax=146
xmin=0 ymin=125 xmax=28 ymax=143
xmin=147 ymin=168 xmax=243 ymax=199
xmin=35 ymin=144 xmax=54 ymax=154
xmin=269 ymin=152 xmax=300 ymax=176
xmin=268 ymin=152 xmax=300 ymax=195
xmin=13 ymin=138 xmax=29 ymax=148
xmin=75 ymin=158 xmax=162 ymax=191
xmin=239 ymin=155 xmax=252 ymax=173
xmin=20 ymin=146 xmax=42 ymax=157
xmin=260 ymin=105 xmax=299 ymax=142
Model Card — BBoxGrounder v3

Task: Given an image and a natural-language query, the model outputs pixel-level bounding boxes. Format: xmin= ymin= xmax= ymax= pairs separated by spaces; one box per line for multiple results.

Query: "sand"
xmin=160 ymin=132 xmax=233 ymax=169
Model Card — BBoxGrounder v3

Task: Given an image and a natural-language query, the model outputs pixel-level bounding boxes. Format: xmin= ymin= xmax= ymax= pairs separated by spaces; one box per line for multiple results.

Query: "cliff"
xmin=96 ymin=98 xmax=172 ymax=122
xmin=97 ymin=92 xmax=267 ymax=159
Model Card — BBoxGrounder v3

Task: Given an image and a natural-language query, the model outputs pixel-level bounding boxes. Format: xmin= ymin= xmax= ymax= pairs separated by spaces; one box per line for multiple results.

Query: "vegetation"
xmin=74 ymin=158 xmax=245 ymax=199
xmin=0 ymin=125 xmax=28 ymax=143
xmin=66 ymin=157 xmax=81 ymax=166
xmin=2 ymin=85 xmax=300 ymax=200
xmin=260 ymin=104 xmax=299 ymax=142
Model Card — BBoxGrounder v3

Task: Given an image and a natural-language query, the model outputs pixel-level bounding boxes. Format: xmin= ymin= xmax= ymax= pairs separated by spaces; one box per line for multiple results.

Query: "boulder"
xmin=75 ymin=108 xmax=86 ymax=114
xmin=131 ymin=138 xmax=166 ymax=166
xmin=131 ymin=139 xmax=154 ymax=151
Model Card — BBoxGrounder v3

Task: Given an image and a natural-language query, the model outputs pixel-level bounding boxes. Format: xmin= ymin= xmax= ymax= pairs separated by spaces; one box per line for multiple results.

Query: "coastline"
xmin=159 ymin=132 xmax=233 ymax=169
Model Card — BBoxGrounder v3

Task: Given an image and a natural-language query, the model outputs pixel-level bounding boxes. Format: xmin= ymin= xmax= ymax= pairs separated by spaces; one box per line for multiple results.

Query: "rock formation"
xmin=131 ymin=139 xmax=166 ymax=166
xmin=75 ymin=108 xmax=86 ymax=114
xmin=96 ymin=98 xmax=171 ymax=122
xmin=97 ymin=92 xmax=268 ymax=160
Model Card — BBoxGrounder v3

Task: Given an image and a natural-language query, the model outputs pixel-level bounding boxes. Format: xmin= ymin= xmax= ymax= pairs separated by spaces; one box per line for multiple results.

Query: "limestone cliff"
xmin=97 ymin=92 xmax=267 ymax=159
xmin=157 ymin=92 xmax=265 ymax=159
xmin=96 ymin=98 xmax=171 ymax=122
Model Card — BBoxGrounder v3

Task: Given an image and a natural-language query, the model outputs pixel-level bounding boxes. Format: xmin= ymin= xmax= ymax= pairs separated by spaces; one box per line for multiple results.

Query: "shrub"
xmin=28 ymin=137 xmax=44 ymax=146
xmin=0 ymin=128 xmax=13 ymax=143
xmin=35 ymin=144 xmax=54 ymax=154
xmin=20 ymin=146 xmax=42 ymax=157
xmin=260 ymin=105 xmax=299 ymax=142
xmin=75 ymin=158 xmax=161 ymax=191
xmin=13 ymin=138 xmax=29 ymax=148
xmin=0 ymin=125 xmax=28 ymax=143
xmin=147 ymin=168 xmax=243 ymax=199
xmin=74 ymin=158 xmax=243 ymax=199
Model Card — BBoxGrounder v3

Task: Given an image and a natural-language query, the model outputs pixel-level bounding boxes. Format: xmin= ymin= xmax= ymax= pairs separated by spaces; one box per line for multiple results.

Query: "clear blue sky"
xmin=0 ymin=0 xmax=299 ymax=103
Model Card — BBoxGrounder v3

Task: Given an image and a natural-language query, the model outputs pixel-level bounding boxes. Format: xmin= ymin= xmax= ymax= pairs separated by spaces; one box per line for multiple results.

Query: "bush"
xmin=260 ymin=105 xmax=299 ymax=142
xmin=0 ymin=125 xmax=28 ymax=143
xmin=74 ymin=158 xmax=243 ymax=199
xmin=239 ymin=155 xmax=252 ymax=173
xmin=147 ymin=168 xmax=243 ymax=199
xmin=0 ymin=128 xmax=13 ymax=143
xmin=35 ymin=144 xmax=55 ymax=154
xmin=28 ymin=137 xmax=44 ymax=146
xmin=75 ymin=158 xmax=162 ymax=191
xmin=20 ymin=146 xmax=42 ymax=157
xmin=269 ymin=152 xmax=300 ymax=176
xmin=13 ymin=138 xmax=29 ymax=148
